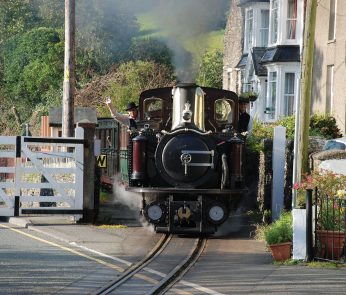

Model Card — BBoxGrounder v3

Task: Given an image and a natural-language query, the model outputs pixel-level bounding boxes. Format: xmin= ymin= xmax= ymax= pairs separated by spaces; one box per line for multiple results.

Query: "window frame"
xmin=260 ymin=9 xmax=269 ymax=47
xmin=269 ymin=0 xmax=279 ymax=45
xmin=283 ymin=72 xmax=295 ymax=116
xmin=286 ymin=0 xmax=297 ymax=40
xmin=244 ymin=8 xmax=254 ymax=52
xmin=266 ymin=71 xmax=277 ymax=120
xmin=328 ymin=0 xmax=337 ymax=41
xmin=326 ymin=65 xmax=334 ymax=114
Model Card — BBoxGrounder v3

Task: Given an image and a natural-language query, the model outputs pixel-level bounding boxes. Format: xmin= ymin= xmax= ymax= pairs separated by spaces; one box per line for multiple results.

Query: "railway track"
xmin=93 ymin=234 xmax=207 ymax=295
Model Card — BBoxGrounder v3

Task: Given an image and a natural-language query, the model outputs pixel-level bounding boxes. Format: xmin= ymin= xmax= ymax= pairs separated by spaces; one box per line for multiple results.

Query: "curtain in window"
xmin=287 ymin=0 xmax=297 ymax=39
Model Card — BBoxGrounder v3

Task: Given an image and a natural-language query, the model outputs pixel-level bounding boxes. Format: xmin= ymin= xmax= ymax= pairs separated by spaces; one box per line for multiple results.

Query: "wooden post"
xmin=294 ymin=0 xmax=317 ymax=207
xmin=62 ymin=0 xmax=76 ymax=138
xmin=76 ymin=122 xmax=96 ymax=223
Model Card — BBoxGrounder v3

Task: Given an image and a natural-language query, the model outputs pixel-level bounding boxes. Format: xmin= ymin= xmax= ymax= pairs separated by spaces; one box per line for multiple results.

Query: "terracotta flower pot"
xmin=269 ymin=242 xmax=292 ymax=261
xmin=316 ymin=230 xmax=346 ymax=260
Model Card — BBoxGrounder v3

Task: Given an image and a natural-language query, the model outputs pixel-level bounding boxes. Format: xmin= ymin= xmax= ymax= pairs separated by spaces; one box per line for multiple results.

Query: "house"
xmin=312 ymin=0 xmax=346 ymax=135
xmin=223 ymin=0 xmax=304 ymax=122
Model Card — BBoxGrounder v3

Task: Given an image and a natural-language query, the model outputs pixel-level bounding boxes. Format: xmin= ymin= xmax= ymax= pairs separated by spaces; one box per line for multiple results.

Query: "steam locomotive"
xmin=97 ymin=83 xmax=247 ymax=234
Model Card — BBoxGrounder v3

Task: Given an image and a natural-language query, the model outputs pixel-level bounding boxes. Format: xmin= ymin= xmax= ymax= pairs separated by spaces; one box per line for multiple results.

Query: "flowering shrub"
xmin=293 ymin=170 xmax=346 ymax=208
xmin=294 ymin=170 xmax=346 ymax=230
xmin=294 ymin=170 xmax=346 ymax=198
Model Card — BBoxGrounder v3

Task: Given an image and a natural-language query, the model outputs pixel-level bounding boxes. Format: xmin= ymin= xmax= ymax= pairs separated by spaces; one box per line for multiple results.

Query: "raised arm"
xmin=105 ymin=97 xmax=130 ymax=126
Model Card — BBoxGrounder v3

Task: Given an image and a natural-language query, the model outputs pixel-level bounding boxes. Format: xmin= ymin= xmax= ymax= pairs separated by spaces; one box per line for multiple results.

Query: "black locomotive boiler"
xmin=120 ymin=83 xmax=247 ymax=234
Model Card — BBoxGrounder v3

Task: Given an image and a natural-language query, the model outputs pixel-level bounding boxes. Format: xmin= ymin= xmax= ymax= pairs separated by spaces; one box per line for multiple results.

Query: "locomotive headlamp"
xmin=147 ymin=205 xmax=163 ymax=221
xmin=145 ymin=202 xmax=166 ymax=223
xmin=182 ymin=103 xmax=192 ymax=122
xmin=208 ymin=204 xmax=227 ymax=225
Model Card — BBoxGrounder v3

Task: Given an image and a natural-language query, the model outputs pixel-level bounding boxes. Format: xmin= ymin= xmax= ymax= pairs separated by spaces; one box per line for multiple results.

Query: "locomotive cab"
xmin=125 ymin=83 xmax=247 ymax=234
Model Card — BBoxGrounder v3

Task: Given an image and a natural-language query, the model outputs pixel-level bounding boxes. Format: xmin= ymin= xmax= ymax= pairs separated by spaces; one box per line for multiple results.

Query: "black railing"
xmin=314 ymin=189 xmax=346 ymax=262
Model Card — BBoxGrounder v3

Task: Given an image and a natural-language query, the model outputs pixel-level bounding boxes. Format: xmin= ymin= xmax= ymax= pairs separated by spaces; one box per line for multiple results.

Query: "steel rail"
xmin=92 ymin=233 xmax=171 ymax=295
xmin=148 ymin=237 xmax=207 ymax=295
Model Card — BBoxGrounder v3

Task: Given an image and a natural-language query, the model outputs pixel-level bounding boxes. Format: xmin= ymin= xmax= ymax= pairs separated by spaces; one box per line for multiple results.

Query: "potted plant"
xmin=238 ymin=91 xmax=258 ymax=102
xmin=316 ymin=190 xmax=346 ymax=260
xmin=294 ymin=170 xmax=346 ymax=260
xmin=262 ymin=212 xmax=293 ymax=261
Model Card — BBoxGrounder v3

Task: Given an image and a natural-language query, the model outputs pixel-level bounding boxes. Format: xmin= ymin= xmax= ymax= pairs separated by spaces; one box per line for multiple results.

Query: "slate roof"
xmin=260 ymin=45 xmax=300 ymax=64
xmin=251 ymin=47 xmax=267 ymax=76
xmin=235 ymin=54 xmax=248 ymax=68
xmin=49 ymin=107 xmax=98 ymax=127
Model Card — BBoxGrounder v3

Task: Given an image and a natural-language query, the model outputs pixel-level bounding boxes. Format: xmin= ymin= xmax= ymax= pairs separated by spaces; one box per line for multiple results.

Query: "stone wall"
xmin=311 ymin=150 xmax=346 ymax=171
xmin=256 ymin=137 xmax=327 ymax=214
xmin=223 ymin=0 xmax=244 ymax=91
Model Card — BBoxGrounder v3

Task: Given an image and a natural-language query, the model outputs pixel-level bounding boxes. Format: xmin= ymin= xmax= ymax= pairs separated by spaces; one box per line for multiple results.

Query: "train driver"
xmin=237 ymin=100 xmax=253 ymax=134
xmin=105 ymin=98 xmax=139 ymax=129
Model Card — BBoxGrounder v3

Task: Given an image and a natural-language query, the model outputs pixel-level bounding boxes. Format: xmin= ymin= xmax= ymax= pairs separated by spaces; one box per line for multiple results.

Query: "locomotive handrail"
xmin=161 ymin=128 xmax=212 ymax=136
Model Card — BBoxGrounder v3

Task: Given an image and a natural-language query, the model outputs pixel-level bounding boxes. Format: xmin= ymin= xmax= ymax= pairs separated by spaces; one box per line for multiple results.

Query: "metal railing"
xmin=313 ymin=189 xmax=346 ymax=262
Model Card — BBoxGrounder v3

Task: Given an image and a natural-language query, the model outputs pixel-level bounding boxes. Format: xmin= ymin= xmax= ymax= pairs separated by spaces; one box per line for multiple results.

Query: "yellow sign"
xmin=97 ymin=155 xmax=107 ymax=168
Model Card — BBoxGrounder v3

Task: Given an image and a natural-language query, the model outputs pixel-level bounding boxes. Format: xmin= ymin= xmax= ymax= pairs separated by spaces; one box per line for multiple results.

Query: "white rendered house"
xmin=224 ymin=0 xmax=304 ymax=123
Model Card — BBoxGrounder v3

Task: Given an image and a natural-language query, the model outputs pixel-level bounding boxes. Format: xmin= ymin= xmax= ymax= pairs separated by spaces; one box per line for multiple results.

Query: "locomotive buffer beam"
xmin=126 ymin=187 xmax=248 ymax=195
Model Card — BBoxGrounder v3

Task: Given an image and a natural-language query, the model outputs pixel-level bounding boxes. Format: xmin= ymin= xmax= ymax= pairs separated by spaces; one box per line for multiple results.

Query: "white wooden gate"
xmin=0 ymin=132 xmax=84 ymax=217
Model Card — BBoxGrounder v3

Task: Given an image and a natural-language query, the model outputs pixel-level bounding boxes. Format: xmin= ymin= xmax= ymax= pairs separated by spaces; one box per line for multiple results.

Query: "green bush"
xmin=310 ymin=113 xmax=342 ymax=139
xmin=263 ymin=212 xmax=293 ymax=245
xmin=247 ymin=114 xmax=341 ymax=154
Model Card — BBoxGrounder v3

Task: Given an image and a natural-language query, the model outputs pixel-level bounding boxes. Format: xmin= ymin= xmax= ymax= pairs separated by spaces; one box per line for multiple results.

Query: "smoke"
xmin=112 ymin=175 xmax=155 ymax=232
xmin=112 ymin=175 xmax=142 ymax=209
xmin=124 ymin=0 xmax=230 ymax=81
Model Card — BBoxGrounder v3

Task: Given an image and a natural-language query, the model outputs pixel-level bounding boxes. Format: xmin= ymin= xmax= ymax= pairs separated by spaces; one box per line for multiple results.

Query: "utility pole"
xmin=62 ymin=0 xmax=76 ymax=137
xmin=292 ymin=0 xmax=317 ymax=207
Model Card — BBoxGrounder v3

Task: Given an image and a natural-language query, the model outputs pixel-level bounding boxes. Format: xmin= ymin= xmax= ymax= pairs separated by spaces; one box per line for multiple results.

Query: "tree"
xmin=75 ymin=0 xmax=139 ymax=77
xmin=129 ymin=37 xmax=173 ymax=71
xmin=196 ymin=49 xmax=223 ymax=88
xmin=33 ymin=0 xmax=64 ymax=29
xmin=0 ymin=0 xmax=38 ymax=45
xmin=75 ymin=60 xmax=176 ymax=117
xmin=2 ymin=27 xmax=64 ymax=120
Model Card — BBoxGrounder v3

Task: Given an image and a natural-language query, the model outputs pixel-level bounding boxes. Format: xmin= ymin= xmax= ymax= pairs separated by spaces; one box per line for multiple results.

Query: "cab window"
xmin=214 ymin=99 xmax=233 ymax=123
xmin=143 ymin=97 xmax=163 ymax=121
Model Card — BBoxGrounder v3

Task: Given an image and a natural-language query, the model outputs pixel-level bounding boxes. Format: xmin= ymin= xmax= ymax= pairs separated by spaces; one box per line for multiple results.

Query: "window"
xmin=214 ymin=99 xmax=233 ymax=124
xmin=143 ymin=98 xmax=163 ymax=120
xmin=328 ymin=0 xmax=336 ymax=40
xmin=227 ymin=70 xmax=232 ymax=90
xmin=286 ymin=0 xmax=297 ymax=40
xmin=245 ymin=9 xmax=253 ymax=52
xmin=270 ymin=0 xmax=278 ymax=44
xmin=326 ymin=65 xmax=334 ymax=114
xmin=260 ymin=10 xmax=269 ymax=46
xmin=266 ymin=71 xmax=277 ymax=119
xmin=284 ymin=73 xmax=295 ymax=116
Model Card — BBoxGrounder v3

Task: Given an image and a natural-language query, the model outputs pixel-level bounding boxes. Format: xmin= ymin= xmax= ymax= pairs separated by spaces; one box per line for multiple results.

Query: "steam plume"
xmin=125 ymin=0 xmax=229 ymax=81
